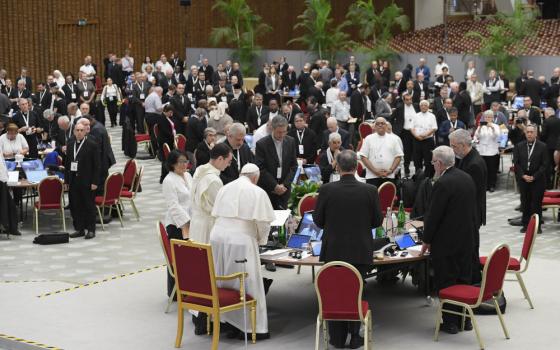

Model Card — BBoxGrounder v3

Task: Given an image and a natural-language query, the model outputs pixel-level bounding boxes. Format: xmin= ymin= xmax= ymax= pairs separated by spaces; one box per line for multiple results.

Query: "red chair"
xmin=135 ymin=120 xmax=152 ymax=154
xmin=357 ymin=161 xmax=365 ymax=178
xmin=34 ymin=177 xmax=66 ymax=235
xmin=378 ymin=181 xmax=397 ymax=216
xmin=121 ymin=166 xmax=143 ymax=221
xmin=358 ymin=122 xmax=373 ymax=140
xmin=297 ymin=193 xmax=318 ymax=217
xmin=480 ymin=214 xmax=538 ymax=309
xmin=171 ymin=239 xmax=257 ymax=348
xmin=544 ymin=190 xmax=560 ymax=198
xmin=95 ymin=172 xmax=124 ymax=230
xmin=157 ymin=221 xmax=176 ymax=313
xmin=175 ymin=134 xmax=187 ymax=152
xmin=162 ymin=143 xmax=171 ymax=161
xmin=315 ymin=261 xmax=372 ymax=349
xmin=122 ymin=159 xmax=137 ymax=191
xmin=434 ymin=244 xmax=511 ymax=350
xmin=542 ymin=196 xmax=560 ymax=222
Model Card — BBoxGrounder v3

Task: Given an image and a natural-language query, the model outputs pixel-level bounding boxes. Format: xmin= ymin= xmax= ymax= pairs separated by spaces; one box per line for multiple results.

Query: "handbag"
xmin=33 ymin=233 xmax=69 ymax=245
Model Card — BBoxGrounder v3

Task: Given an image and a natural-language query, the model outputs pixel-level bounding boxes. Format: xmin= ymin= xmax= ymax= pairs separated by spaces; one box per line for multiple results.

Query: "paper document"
xmin=271 ymin=210 xmax=291 ymax=227
xmin=7 ymin=171 xmax=19 ymax=184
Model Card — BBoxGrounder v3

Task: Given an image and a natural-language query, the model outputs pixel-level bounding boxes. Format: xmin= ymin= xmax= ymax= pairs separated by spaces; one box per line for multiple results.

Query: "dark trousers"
xmin=165 ymin=224 xmax=183 ymax=297
xmin=518 ymin=178 xmax=545 ymax=228
xmin=68 ymin=182 xmax=96 ymax=233
xmin=327 ymin=264 xmax=371 ymax=347
xmin=107 ymin=100 xmax=119 ymax=126
xmin=473 ymin=105 xmax=482 ymax=120
xmin=269 ymin=189 xmax=290 ymax=210
xmin=547 ymin=148 xmax=556 ymax=188
xmin=432 ymin=252 xmax=472 ymax=325
xmin=145 ymin=113 xmax=160 ymax=157
xmin=133 ymin=102 xmax=145 ymax=133
xmin=482 ymin=154 xmax=500 ymax=188
xmin=413 ymin=138 xmax=435 ymax=177
xmin=401 ymin=129 xmax=414 ymax=171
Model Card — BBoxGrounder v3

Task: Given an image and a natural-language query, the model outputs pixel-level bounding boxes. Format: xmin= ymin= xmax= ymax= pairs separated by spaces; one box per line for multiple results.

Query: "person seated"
xmin=319 ymin=132 xmax=343 ymax=183
xmin=195 ymin=127 xmax=217 ymax=168
xmin=437 ymin=107 xmax=465 ymax=146
xmin=321 ymin=117 xmax=350 ymax=150
xmin=0 ymin=123 xmax=29 ymax=158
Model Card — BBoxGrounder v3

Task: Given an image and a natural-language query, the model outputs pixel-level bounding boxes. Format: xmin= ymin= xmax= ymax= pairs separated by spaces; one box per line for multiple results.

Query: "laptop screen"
xmin=25 ymin=170 xmax=49 ymax=184
xmin=297 ymin=211 xmax=323 ymax=241
xmin=311 ymin=241 xmax=322 ymax=256
xmin=394 ymin=234 xmax=417 ymax=250
xmin=303 ymin=165 xmax=321 ymax=183
xmin=287 ymin=234 xmax=311 ymax=249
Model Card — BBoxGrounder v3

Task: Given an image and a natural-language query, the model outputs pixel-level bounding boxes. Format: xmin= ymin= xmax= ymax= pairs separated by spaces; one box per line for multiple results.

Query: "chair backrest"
xmin=358 ymin=123 xmax=373 ymax=140
xmin=480 ymin=244 xmax=510 ymax=302
xmin=378 ymin=181 xmax=397 ymax=211
xmin=520 ymin=214 xmax=539 ymax=266
xmin=163 ymin=143 xmax=171 ymax=161
xmin=102 ymin=172 xmax=124 ymax=205
xmin=171 ymin=239 xmax=217 ymax=305
xmin=122 ymin=159 xmax=137 ymax=190
xmin=37 ymin=176 xmax=63 ymax=209
xmin=315 ymin=261 xmax=365 ymax=321
xmin=298 ymin=193 xmax=318 ymax=217
xmin=132 ymin=166 xmax=144 ymax=194
xmin=157 ymin=221 xmax=174 ymax=275
xmin=175 ymin=134 xmax=187 ymax=152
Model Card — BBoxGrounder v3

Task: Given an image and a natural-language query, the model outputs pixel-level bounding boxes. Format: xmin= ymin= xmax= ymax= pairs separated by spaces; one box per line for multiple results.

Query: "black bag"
xmin=33 ymin=233 xmax=69 ymax=245
xmin=400 ymin=178 xmax=416 ymax=208
xmin=473 ymin=292 xmax=507 ymax=315
xmin=122 ymin=119 xmax=137 ymax=158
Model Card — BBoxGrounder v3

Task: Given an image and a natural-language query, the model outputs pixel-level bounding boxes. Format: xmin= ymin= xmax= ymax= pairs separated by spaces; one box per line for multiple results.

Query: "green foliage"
xmin=209 ymin=0 xmax=272 ymax=76
xmin=288 ymin=0 xmax=349 ymax=62
xmin=345 ymin=0 xmax=409 ymax=62
xmin=465 ymin=0 xmax=538 ymax=80
xmin=288 ymin=180 xmax=321 ymax=214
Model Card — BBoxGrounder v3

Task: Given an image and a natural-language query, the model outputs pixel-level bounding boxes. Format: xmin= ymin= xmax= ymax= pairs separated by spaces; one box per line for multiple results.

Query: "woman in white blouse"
xmin=0 ymin=123 xmax=29 ymax=158
xmin=162 ymin=149 xmax=193 ymax=296
xmin=101 ymin=78 xmax=123 ymax=127
xmin=474 ymin=110 xmax=501 ymax=192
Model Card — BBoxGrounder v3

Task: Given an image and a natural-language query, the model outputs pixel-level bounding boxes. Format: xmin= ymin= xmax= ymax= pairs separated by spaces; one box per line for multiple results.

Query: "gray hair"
xmin=228 ymin=122 xmax=246 ymax=137
xmin=204 ymin=127 xmax=217 ymax=138
xmin=419 ymin=100 xmax=430 ymax=107
xmin=544 ymin=107 xmax=555 ymax=117
xmin=336 ymin=150 xmax=358 ymax=172
xmin=270 ymin=115 xmax=288 ymax=130
xmin=17 ymin=79 xmax=26 ymax=85
xmin=482 ymin=109 xmax=494 ymax=118
xmin=448 ymin=128 xmax=472 ymax=146
xmin=328 ymin=132 xmax=341 ymax=143
xmin=432 ymin=146 xmax=456 ymax=167
xmin=57 ymin=115 xmax=70 ymax=125
xmin=43 ymin=109 xmax=55 ymax=119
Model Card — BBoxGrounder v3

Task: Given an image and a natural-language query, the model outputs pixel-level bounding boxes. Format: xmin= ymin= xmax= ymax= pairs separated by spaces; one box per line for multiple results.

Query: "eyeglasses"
xmin=375 ymin=122 xmax=386 ymax=125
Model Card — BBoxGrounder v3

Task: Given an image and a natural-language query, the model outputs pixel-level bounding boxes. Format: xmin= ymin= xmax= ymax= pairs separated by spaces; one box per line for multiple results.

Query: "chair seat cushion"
xmin=544 ymin=190 xmax=560 ymax=198
xmin=480 ymin=256 xmax=521 ymax=271
xmin=542 ymin=197 xmax=560 ymax=205
xmin=185 ymin=288 xmax=253 ymax=308
xmin=439 ymin=285 xmax=481 ymax=305
xmin=95 ymin=196 xmax=118 ymax=206
xmin=135 ymin=134 xmax=150 ymax=142
xmin=34 ymin=202 xmax=62 ymax=210
xmin=120 ymin=190 xmax=133 ymax=198
xmin=322 ymin=300 xmax=369 ymax=320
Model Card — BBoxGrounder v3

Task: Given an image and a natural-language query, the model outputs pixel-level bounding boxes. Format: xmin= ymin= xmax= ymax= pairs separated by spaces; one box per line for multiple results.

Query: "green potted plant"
xmin=288 ymin=180 xmax=321 ymax=215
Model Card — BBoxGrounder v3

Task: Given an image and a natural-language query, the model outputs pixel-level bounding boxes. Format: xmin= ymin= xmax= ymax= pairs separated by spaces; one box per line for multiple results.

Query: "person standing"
xmin=65 ymin=123 xmax=100 ymax=239
xmin=313 ymin=150 xmax=382 ymax=349
xmin=513 ymin=124 xmax=548 ymax=233
xmin=288 ymin=114 xmax=317 ymax=166
xmin=100 ymin=77 xmax=122 ymax=127
xmin=209 ymin=163 xmax=275 ymax=340
xmin=189 ymin=143 xmax=233 ymax=244
xmin=474 ymin=110 xmax=501 ymax=192
xmin=421 ymin=146 xmax=477 ymax=334
xmin=411 ymin=100 xmax=437 ymax=177
xmin=541 ymin=107 xmax=560 ymax=188
xmin=449 ymin=129 xmax=487 ymax=284
xmin=12 ymin=98 xmax=40 ymax=158
xmin=220 ymin=123 xmax=255 ymax=184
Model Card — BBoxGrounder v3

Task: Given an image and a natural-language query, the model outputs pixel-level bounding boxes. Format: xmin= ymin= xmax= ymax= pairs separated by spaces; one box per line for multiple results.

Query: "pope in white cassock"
xmin=210 ymin=163 xmax=275 ymax=337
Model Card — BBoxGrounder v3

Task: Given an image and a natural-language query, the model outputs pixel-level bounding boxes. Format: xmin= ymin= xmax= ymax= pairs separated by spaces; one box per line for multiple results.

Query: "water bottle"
xmin=384 ymin=207 xmax=393 ymax=238
xmin=375 ymin=226 xmax=384 ymax=239
xmin=397 ymin=200 xmax=406 ymax=231
xmin=278 ymin=225 xmax=287 ymax=246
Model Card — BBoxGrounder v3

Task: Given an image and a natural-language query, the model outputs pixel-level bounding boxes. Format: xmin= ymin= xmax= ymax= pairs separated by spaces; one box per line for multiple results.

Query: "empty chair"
xmin=95 ymin=172 xmax=124 ymax=230
xmin=34 ymin=177 xmax=66 ymax=235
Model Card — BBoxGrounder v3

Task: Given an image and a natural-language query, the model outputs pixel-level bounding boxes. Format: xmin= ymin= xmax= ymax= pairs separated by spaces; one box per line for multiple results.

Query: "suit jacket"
xmin=520 ymin=78 xmax=541 ymax=107
xmin=157 ymin=116 xmax=176 ymax=152
xmin=62 ymin=83 xmax=79 ymax=104
xmin=308 ymin=86 xmax=326 ymax=105
xmin=90 ymin=123 xmax=116 ymax=177
xmin=423 ymin=167 xmax=476 ymax=258
xmin=172 ymin=73 xmax=187 ymax=86
xmin=349 ymin=91 xmax=367 ymax=121
xmin=281 ymin=71 xmax=297 ymax=90
xmin=452 ymin=90 xmax=472 ymax=126
xmin=413 ymin=81 xmax=430 ymax=100
xmin=228 ymin=93 xmax=247 ymax=123
xmin=255 ymin=135 xmax=298 ymax=193
xmin=345 ymin=72 xmax=360 ymax=95
xmin=375 ymin=99 xmax=392 ymax=119
xmin=288 ymin=127 xmax=317 ymax=164
xmin=170 ymin=94 xmax=192 ymax=134
xmin=246 ymin=105 xmax=269 ymax=133
xmin=391 ymin=103 xmax=418 ymax=136
xmin=12 ymin=110 xmax=39 ymax=157
xmin=220 ymin=139 xmax=255 ymax=184
xmin=195 ymin=141 xmax=211 ymax=167
xmin=32 ymin=91 xmax=52 ymax=112
xmin=521 ymin=107 xmax=542 ymax=126
xmin=513 ymin=139 xmax=548 ymax=182
xmin=433 ymin=96 xmax=446 ymax=114
xmin=365 ymin=68 xmax=381 ymax=87
xmin=64 ymin=136 xmax=100 ymax=187
xmin=457 ymin=148 xmax=487 ymax=230
xmin=321 ymin=128 xmax=350 ymax=150
xmin=110 ymin=64 xmax=125 ymax=87
xmin=9 ymin=89 xmax=31 ymax=110
xmin=199 ymin=65 xmax=214 ymax=82
xmin=541 ymin=116 xmax=560 ymax=150
xmin=313 ymin=175 xmax=382 ymax=265
xmin=308 ymin=107 xmax=328 ymax=145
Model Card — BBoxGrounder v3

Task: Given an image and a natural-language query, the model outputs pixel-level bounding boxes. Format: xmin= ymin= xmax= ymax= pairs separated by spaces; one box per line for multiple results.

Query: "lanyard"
xmin=527 ymin=142 xmax=536 ymax=168
xmin=256 ymin=106 xmax=262 ymax=117
xmin=296 ymin=129 xmax=305 ymax=144
xmin=39 ymin=90 xmax=46 ymax=103
xmin=82 ymin=82 xmax=88 ymax=90
xmin=18 ymin=90 xmax=24 ymax=98
xmin=198 ymin=81 xmax=204 ymax=90
xmin=74 ymin=137 xmax=86 ymax=159
xmin=231 ymin=149 xmax=241 ymax=171
xmin=137 ymin=82 xmax=143 ymax=91
xmin=451 ymin=120 xmax=457 ymax=128
xmin=22 ymin=112 xmax=29 ymax=127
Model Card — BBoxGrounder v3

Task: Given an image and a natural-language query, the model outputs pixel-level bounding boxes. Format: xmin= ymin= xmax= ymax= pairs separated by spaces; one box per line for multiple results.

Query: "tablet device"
xmin=287 ymin=234 xmax=311 ymax=250
xmin=311 ymin=241 xmax=322 ymax=256
xmin=296 ymin=211 xmax=323 ymax=241
xmin=394 ymin=234 xmax=417 ymax=250
xmin=513 ymin=96 xmax=524 ymax=109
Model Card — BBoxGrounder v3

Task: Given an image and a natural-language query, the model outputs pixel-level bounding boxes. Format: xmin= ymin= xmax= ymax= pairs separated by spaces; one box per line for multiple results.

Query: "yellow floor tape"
xmin=36 ymin=264 xmax=165 ymax=298
xmin=0 ymin=333 xmax=63 ymax=349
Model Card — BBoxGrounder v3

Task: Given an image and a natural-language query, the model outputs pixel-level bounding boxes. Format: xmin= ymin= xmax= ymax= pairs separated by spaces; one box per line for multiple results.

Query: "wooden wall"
xmin=0 ymin=0 xmax=413 ymax=85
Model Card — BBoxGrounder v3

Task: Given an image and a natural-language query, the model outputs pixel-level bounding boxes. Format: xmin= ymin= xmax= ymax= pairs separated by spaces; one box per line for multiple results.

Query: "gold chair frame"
xmin=34 ymin=176 xmax=66 ymax=235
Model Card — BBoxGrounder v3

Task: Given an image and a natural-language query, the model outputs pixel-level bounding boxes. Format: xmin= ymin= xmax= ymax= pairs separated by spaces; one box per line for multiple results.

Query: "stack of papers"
xmin=260 ymin=248 xmax=291 ymax=259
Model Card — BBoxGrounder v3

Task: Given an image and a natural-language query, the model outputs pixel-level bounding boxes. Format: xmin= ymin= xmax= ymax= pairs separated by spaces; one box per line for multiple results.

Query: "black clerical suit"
xmin=185 ymin=116 xmax=206 ymax=153
xmin=246 ymin=104 xmax=269 ymax=133
xmin=281 ymin=71 xmax=297 ymax=91
xmin=228 ymin=93 xmax=247 ymax=123
xmin=288 ymin=127 xmax=317 ymax=165
xmin=157 ymin=115 xmax=176 ymax=182
xmin=132 ymin=81 xmax=151 ymax=133
xmin=313 ymin=174 xmax=382 ymax=347
xmin=513 ymin=139 xmax=548 ymax=229
xmin=12 ymin=110 xmax=39 ymax=158
xmin=541 ymin=116 xmax=560 ymax=186
xmin=65 ymin=136 xmax=100 ymax=234
xmin=308 ymin=107 xmax=328 ymax=146
xmin=62 ymin=83 xmax=79 ymax=105
xmin=220 ymin=139 xmax=254 ymax=184
xmin=520 ymin=78 xmax=541 ymax=108
xmin=170 ymin=94 xmax=192 ymax=136
xmin=522 ymin=107 xmax=542 ymax=126
xmin=457 ymin=148 xmax=487 ymax=284
xmin=423 ymin=166 xmax=476 ymax=325
xmin=321 ymin=128 xmax=350 ymax=150
xmin=255 ymin=135 xmax=298 ymax=210
xmin=9 ymin=89 xmax=31 ymax=110
xmin=452 ymin=90 xmax=472 ymax=126
xmin=90 ymin=122 xmax=116 ymax=191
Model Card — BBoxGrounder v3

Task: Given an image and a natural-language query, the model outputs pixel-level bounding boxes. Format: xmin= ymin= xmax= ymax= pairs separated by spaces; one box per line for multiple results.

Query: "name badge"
xmin=187 ymin=93 xmax=192 ymax=100
xmin=109 ymin=96 xmax=114 ymax=101
xmin=140 ymin=93 xmax=145 ymax=100
xmin=71 ymin=93 xmax=77 ymax=99
xmin=331 ymin=173 xmax=341 ymax=182
xmin=221 ymin=96 xmax=227 ymax=102
xmin=83 ymin=91 xmax=89 ymax=98
xmin=298 ymin=145 xmax=304 ymax=154
xmin=71 ymin=162 xmax=78 ymax=172
xmin=276 ymin=167 xmax=282 ymax=179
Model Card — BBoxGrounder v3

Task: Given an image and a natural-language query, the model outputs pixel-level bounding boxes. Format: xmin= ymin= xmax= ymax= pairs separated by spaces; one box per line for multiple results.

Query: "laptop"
xmin=25 ymin=170 xmax=49 ymax=184
xmin=310 ymin=241 xmax=322 ymax=256
xmin=296 ymin=211 xmax=323 ymax=241
xmin=303 ymin=165 xmax=321 ymax=183
xmin=286 ymin=234 xmax=312 ymax=250
xmin=513 ymin=96 xmax=524 ymax=109
xmin=394 ymin=233 xmax=417 ymax=250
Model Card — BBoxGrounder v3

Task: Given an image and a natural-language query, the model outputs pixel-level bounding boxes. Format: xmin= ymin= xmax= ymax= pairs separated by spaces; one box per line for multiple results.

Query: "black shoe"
xmin=348 ymin=335 xmax=365 ymax=349
xmin=508 ymin=215 xmax=522 ymax=222
xmin=10 ymin=230 xmax=22 ymax=236
xmin=85 ymin=231 xmax=95 ymax=239
xmin=328 ymin=340 xmax=346 ymax=349
xmin=520 ymin=227 xmax=527 ymax=233
xmin=69 ymin=231 xmax=85 ymax=238
xmin=440 ymin=322 xmax=459 ymax=334
xmin=537 ymin=227 xmax=542 ymax=234
xmin=489 ymin=187 xmax=495 ymax=193
xmin=263 ymin=278 xmax=273 ymax=295
xmin=265 ymin=263 xmax=276 ymax=272
xmin=192 ymin=314 xmax=207 ymax=335
xmin=463 ymin=319 xmax=473 ymax=331
xmin=509 ymin=219 xmax=523 ymax=226
xmin=515 ymin=205 xmax=521 ymax=212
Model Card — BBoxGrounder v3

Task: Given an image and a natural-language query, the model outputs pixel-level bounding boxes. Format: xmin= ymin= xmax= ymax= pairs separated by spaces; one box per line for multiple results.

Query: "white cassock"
xmin=209 ymin=175 xmax=275 ymax=334
xmin=190 ymin=163 xmax=223 ymax=243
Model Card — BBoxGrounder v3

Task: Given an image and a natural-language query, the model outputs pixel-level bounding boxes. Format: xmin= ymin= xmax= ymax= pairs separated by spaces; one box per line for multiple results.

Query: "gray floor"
xmin=0 ymin=127 xmax=559 ymax=349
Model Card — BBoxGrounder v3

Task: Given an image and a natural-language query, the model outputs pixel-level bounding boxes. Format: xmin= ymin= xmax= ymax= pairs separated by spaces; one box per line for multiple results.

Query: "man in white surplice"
xmin=210 ymin=163 xmax=275 ymax=338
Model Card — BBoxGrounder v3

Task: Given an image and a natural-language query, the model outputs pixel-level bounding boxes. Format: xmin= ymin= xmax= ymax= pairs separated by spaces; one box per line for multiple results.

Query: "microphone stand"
xmin=235 ymin=258 xmax=249 ymax=350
